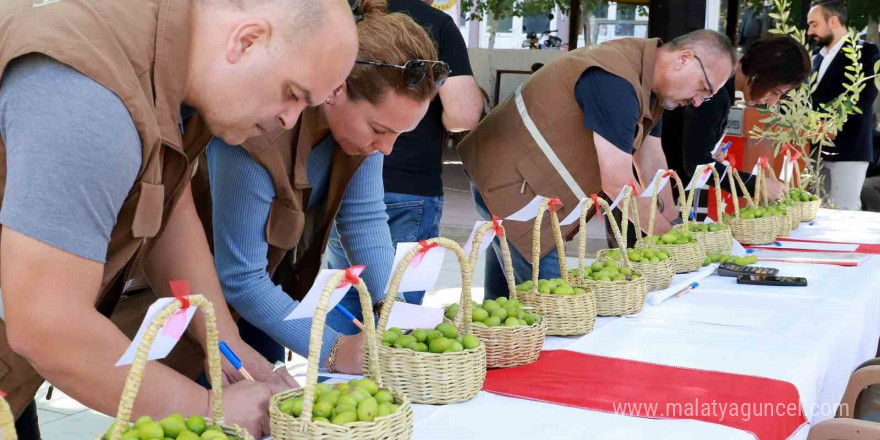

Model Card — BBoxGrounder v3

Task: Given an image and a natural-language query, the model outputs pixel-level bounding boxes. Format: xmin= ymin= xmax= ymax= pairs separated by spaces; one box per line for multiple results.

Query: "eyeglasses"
xmin=693 ymin=54 xmax=715 ymax=102
xmin=356 ymin=59 xmax=450 ymax=88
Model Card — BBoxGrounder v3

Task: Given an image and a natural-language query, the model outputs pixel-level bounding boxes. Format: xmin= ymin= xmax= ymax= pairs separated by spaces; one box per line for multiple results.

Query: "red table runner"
xmin=483 ymin=350 xmax=808 ymax=440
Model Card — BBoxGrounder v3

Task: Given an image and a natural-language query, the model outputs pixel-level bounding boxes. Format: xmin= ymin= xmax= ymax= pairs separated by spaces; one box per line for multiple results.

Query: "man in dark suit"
xmin=807 ymin=0 xmax=880 ymax=210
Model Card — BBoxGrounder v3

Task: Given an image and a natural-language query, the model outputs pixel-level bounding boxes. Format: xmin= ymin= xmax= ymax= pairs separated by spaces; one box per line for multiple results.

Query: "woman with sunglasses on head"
xmin=661 ymin=34 xmax=811 ymax=219
xmin=204 ymin=0 xmax=444 ymax=375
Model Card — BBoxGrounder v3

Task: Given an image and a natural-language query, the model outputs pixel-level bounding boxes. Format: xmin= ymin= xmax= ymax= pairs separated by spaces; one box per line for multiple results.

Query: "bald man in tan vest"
xmin=0 ymin=0 xmax=357 ymax=436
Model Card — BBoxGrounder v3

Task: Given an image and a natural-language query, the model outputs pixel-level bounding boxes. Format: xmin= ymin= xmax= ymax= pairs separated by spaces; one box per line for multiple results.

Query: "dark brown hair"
xmin=346 ymin=0 xmax=439 ymax=105
xmin=811 ymin=0 xmax=848 ymax=26
xmin=740 ymin=35 xmax=811 ymax=99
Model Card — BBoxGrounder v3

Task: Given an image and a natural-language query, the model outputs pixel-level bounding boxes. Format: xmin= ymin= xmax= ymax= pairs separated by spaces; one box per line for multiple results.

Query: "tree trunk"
xmin=582 ymin=4 xmax=591 ymax=47
xmin=487 ymin=10 xmax=500 ymax=106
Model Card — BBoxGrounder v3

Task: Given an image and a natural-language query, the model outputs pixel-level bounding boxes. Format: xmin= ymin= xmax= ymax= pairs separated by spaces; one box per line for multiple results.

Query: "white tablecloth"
xmin=413 ymin=209 xmax=880 ymax=439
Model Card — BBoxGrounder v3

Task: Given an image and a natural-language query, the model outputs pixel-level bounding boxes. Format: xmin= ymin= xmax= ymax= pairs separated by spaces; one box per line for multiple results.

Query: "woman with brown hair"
xmin=206 ymin=0 xmax=445 ymax=375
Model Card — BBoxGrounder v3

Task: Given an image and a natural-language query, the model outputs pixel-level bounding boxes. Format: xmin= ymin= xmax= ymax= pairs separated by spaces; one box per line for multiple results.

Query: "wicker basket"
xmin=458 ymin=221 xmax=546 ymax=369
xmin=517 ymin=198 xmax=598 ymax=335
xmin=761 ymin=161 xmax=793 ymax=238
xmin=0 ymin=393 xmax=16 ymax=440
xmin=725 ymin=164 xmax=781 ymax=245
xmin=102 ymin=295 xmax=252 ymax=440
xmin=570 ymin=191 xmax=648 ymax=316
xmin=373 ymin=238 xmax=486 ymax=404
xmin=790 ymin=164 xmax=821 ymax=222
xmin=687 ymin=165 xmax=733 ymax=255
xmin=643 ymin=172 xmax=707 ymax=273
xmin=597 ymin=191 xmax=675 ymax=292
xmin=270 ymin=273 xmax=413 ymax=440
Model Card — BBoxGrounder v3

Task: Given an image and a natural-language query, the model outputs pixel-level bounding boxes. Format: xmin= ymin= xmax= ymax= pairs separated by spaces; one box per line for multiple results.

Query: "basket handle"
xmin=109 ymin=295 xmax=224 ymax=440
xmin=599 ymin=190 xmax=635 ymax=270
xmin=530 ymin=198 xmax=569 ymax=289
xmin=574 ymin=197 xmax=598 ymax=285
xmin=730 ymin=166 xmax=757 ymax=216
xmin=377 ymin=238 xmax=473 ymax=337
xmin=0 ymin=395 xmax=16 ymax=440
xmin=625 ymin=188 xmax=646 ymax=247
xmin=300 ymin=272 xmax=380 ymax=424
xmin=647 ymin=171 xmax=688 ymax=236
xmin=467 ymin=221 xmax=517 ymax=301
xmin=683 ymin=165 xmax=726 ymax=225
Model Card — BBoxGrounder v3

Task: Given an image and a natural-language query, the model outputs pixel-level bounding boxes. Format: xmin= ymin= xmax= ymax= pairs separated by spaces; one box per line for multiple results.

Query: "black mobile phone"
xmin=736 ymin=274 xmax=807 ymax=287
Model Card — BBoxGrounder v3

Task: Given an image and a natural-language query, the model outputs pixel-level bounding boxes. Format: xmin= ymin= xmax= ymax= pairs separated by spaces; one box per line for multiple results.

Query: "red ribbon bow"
xmin=169 ymin=280 xmax=191 ymax=310
xmin=627 ymin=178 xmax=639 ymax=196
xmin=727 ymin=156 xmax=737 ymax=169
xmin=590 ymin=194 xmax=601 ymax=218
xmin=411 ymin=240 xmax=439 ymax=268
xmin=662 ymin=170 xmax=676 ymax=178
xmin=337 ymin=265 xmax=366 ymax=289
xmin=491 ymin=215 xmax=505 ymax=238
xmin=0 ymin=389 xmax=6 ymax=398
xmin=548 ymin=198 xmax=563 ymax=213
xmin=791 ymin=151 xmax=802 ymax=161
xmin=781 ymin=143 xmax=793 ymax=155
xmin=758 ymin=157 xmax=769 ymax=167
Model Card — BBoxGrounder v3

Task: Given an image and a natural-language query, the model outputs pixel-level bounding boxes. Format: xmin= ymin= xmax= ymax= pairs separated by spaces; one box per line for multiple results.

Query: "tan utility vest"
xmin=458 ymin=38 xmax=664 ymax=258
xmin=199 ymin=107 xmax=365 ymax=302
xmin=0 ymin=0 xmax=210 ymax=416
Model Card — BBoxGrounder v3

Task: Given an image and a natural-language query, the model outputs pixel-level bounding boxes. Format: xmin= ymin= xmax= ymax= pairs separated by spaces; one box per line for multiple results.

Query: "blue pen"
xmin=334 ymin=304 xmax=365 ymax=331
xmin=676 ymin=282 xmax=699 ymax=298
xmin=219 ymin=340 xmax=254 ymax=381
xmin=721 ymin=141 xmax=732 ymax=153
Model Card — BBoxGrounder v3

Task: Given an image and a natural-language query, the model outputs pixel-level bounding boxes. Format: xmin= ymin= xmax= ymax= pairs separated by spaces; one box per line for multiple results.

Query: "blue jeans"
xmin=326 ymin=192 xmax=444 ymax=334
xmin=473 ymin=187 xmax=561 ymax=301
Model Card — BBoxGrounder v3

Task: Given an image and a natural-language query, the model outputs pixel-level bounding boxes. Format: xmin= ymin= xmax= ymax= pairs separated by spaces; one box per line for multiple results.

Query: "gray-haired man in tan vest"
xmin=0 ymin=0 xmax=357 ymax=437
xmin=459 ymin=30 xmax=735 ymax=299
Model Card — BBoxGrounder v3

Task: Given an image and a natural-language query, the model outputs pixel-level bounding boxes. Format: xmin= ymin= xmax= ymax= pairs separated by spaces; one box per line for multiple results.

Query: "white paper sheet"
xmin=462 ymin=221 xmax=496 ymax=256
xmin=384 ymin=242 xmax=446 ymax=294
xmin=384 ymin=302 xmax=445 ymax=330
xmin=504 ymin=195 xmax=548 ymax=222
xmin=685 ymin=164 xmax=714 ymax=190
xmin=731 ymin=238 xmax=748 ymax=256
xmin=116 ymin=297 xmax=198 ymax=366
xmin=559 ymin=197 xmax=590 ymax=226
xmin=640 ymin=170 xmax=670 ymax=197
xmin=285 ymin=269 xmax=352 ymax=320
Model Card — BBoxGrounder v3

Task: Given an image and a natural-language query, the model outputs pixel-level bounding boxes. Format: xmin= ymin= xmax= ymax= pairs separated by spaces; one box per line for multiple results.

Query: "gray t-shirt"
xmin=0 ymin=54 xmax=142 ymax=262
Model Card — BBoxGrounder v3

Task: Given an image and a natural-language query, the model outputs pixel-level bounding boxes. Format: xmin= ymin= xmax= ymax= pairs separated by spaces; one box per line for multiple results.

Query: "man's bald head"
xmin=188 ymin=0 xmax=358 ymax=145
xmin=198 ymin=0 xmax=351 ymax=42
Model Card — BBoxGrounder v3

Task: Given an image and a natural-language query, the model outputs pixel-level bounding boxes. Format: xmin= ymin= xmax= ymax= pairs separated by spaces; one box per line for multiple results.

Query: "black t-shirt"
xmin=382 ymin=0 xmax=474 ymax=197
xmin=575 ymin=67 xmax=662 ymax=154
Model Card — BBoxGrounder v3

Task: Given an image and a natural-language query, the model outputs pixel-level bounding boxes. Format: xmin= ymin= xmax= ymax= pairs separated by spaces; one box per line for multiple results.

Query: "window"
xmin=615 ymin=3 xmax=636 ymax=36
xmin=496 ymin=15 xmax=514 ymax=33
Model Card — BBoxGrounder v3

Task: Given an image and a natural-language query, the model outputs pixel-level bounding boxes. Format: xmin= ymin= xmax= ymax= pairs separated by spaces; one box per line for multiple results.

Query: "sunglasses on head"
xmin=356 ymin=59 xmax=450 ymax=89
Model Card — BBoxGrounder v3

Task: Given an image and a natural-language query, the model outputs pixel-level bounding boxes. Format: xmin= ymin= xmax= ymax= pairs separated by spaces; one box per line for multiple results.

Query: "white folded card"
xmin=560 ymin=197 xmax=590 ymax=226
xmin=116 ymin=297 xmax=197 ymax=366
xmin=640 ymin=170 xmax=670 ymax=197
xmin=384 ymin=242 xmax=446 ymax=294
xmin=462 ymin=220 xmax=497 ymax=256
xmin=285 ymin=269 xmax=354 ymax=321
xmin=384 ymin=302 xmax=444 ymax=330
xmin=505 ymin=195 xmax=548 ymax=222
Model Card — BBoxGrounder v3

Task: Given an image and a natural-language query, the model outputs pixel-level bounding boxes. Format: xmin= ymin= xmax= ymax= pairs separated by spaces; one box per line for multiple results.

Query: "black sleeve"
xmin=649 ymin=114 xmax=663 ymax=137
xmin=679 ymin=96 xmax=756 ymax=196
xmin=575 ymin=68 xmax=641 ymax=154
xmin=437 ymin=15 xmax=473 ymax=78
